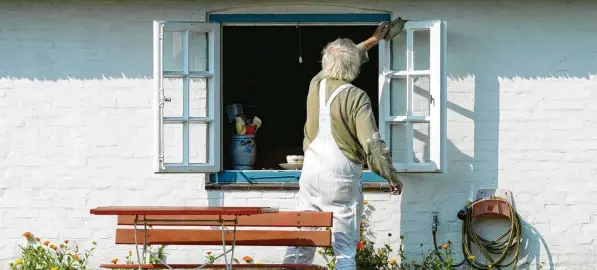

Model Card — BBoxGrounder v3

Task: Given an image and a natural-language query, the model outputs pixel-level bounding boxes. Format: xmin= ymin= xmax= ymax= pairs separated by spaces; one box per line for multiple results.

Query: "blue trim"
xmin=210 ymin=171 xmax=386 ymax=183
xmin=208 ymin=13 xmax=391 ymax=23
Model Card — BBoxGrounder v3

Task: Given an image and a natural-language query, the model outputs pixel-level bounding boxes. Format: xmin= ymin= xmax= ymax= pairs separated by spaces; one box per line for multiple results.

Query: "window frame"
xmin=153 ymin=21 xmax=222 ymax=173
xmin=378 ymin=20 xmax=447 ymax=173
xmin=153 ymin=14 xmax=447 ymax=183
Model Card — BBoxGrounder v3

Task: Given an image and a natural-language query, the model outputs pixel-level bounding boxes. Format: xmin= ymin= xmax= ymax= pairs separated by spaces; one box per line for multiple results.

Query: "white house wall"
xmin=1 ymin=0 xmax=597 ymax=268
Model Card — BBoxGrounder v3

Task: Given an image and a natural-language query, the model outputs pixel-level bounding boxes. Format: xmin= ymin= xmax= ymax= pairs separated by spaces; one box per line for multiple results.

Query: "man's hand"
xmin=362 ymin=22 xmax=391 ymax=50
xmin=390 ymin=184 xmax=403 ymax=195
xmin=372 ymin=22 xmax=391 ymax=43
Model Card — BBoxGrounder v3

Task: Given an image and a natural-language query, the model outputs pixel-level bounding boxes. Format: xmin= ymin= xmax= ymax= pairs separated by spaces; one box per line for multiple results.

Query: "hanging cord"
xmin=297 ymin=25 xmax=303 ymax=63
xmin=432 ymin=196 xmax=522 ymax=270
xmin=206 ymin=2 xmax=392 ymax=17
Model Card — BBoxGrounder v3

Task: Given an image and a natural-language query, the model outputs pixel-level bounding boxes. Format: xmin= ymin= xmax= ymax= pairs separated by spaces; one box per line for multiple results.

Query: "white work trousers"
xmin=283 ymin=79 xmax=364 ymax=270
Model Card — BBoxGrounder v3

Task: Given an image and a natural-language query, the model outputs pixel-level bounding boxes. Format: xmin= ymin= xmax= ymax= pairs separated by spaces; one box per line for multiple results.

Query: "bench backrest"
xmin=114 ymin=211 xmax=333 ymax=247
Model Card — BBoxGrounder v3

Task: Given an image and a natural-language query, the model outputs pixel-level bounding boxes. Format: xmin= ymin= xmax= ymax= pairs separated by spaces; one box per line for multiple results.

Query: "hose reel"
xmin=432 ymin=189 xmax=522 ymax=270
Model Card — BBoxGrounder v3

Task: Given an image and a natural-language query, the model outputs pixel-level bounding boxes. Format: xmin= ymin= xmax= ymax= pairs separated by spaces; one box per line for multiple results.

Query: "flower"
xmin=73 ymin=253 xmax=80 ymax=260
xmin=205 ymin=250 xmax=213 ymax=255
xmin=256 ymin=261 xmax=263 ymax=264
xmin=64 ymin=240 xmax=69 ymax=244
xmin=22 ymin=232 xmax=32 ymax=238
xmin=51 ymin=267 xmax=58 ymax=270
xmin=111 ymin=258 xmax=119 ymax=264
xmin=15 ymin=259 xmax=22 ymax=265
xmin=441 ymin=243 xmax=449 ymax=249
xmin=377 ymin=249 xmax=384 ymax=255
xmin=357 ymin=241 xmax=365 ymax=249
xmin=129 ymin=250 xmax=132 ymax=256
xmin=43 ymin=241 xmax=50 ymax=246
xmin=363 ymin=200 xmax=369 ymax=205
xmin=35 ymin=237 xmax=40 ymax=242
xmin=242 ymin=256 xmax=253 ymax=263
xmin=391 ymin=259 xmax=397 ymax=264
xmin=51 ymin=244 xmax=57 ymax=250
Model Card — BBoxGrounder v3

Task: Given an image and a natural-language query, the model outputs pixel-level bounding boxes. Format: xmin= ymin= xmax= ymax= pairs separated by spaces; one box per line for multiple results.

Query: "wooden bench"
xmin=91 ymin=207 xmax=332 ymax=270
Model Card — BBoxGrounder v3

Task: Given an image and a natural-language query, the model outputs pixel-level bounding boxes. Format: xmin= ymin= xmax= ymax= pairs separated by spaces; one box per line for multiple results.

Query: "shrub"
xmin=10 ymin=232 xmax=96 ymax=270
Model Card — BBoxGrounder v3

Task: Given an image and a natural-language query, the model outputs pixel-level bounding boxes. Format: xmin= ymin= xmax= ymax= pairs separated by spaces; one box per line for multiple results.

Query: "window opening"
xmin=221 ymin=25 xmax=379 ymax=171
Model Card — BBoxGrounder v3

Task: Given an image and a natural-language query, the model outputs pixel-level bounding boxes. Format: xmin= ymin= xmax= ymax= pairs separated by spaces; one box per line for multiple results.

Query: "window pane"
xmin=390 ymin=124 xmax=408 ymax=163
xmin=163 ymin=31 xmax=184 ymax=72
xmin=189 ymin=31 xmax=208 ymax=72
xmin=163 ymin=78 xmax=183 ymax=118
xmin=189 ymin=123 xmax=209 ymax=164
xmin=190 ymin=78 xmax=208 ymax=118
xmin=390 ymin=34 xmax=406 ymax=71
xmin=413 ymin=76 xmax=430 ymax=116
xmin=413 ymin=123 xmax=430 ymax=163
xmin=163 ymin=123 xmax=183 ymax=164
xmin=413 ymin=30 xmax=430 ymax=71
xmin=390 ymin=78 xmax=407 ymax=116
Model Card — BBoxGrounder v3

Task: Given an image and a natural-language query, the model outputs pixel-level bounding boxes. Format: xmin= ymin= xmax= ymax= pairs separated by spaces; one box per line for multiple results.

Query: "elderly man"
xmin=283 ymin=23 xmax=404 ymax=269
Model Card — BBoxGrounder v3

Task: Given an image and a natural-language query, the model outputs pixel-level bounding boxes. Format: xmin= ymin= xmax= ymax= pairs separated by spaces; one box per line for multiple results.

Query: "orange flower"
xmin=360 ymin=221 xmax=365 ymax=227
xmin=111 ymin=258 xmax=119 ymax=264
xmin=22 ymin=232 xmax=32 ymax=238
xmin=441 ymin=244 xmax=449 ymax=249
xmin=51 ymin=244 xmax=57 ymax=250
xmin=35 ymin=237 xmax=40 ymax=242
xmin=73 ymin=254 xmax=80 ymax=260
xmin=64 ymin=240 xmax=69 ymax=244
xmin=242 ymin=256 xmax=253 ymax=263
xmin=357 ymin=241 xmax=365 ymax=249
xmin=363 ymin=200 xmax=369 ymax=205
xmin=43 ymin=241 xmax=50 ymax=246
xmin=391 ymin=259 xmax=397 ymax=264
xmin=206 ymin=251 xmax=212 ymax=255
xmin=129 ymin=250 xmax=132 ymax=256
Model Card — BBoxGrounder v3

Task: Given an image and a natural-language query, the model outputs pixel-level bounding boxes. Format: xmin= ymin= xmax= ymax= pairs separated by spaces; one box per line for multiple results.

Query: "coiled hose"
xmin=432 ymin=196 xmax=522 ymax=270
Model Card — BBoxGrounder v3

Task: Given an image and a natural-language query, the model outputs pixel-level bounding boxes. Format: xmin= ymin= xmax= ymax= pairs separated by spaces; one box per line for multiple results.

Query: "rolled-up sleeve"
xmin=356 ymin=42 xmax=370 ymax=65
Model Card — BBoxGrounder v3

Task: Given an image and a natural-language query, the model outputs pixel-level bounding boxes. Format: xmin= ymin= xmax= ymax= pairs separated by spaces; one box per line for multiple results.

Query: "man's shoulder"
xmin=341 ymin=84 xmax=371 ymax=104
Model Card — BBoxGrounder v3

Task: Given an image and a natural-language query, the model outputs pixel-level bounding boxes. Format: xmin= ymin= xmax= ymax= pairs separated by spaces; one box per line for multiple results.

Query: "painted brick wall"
xmin=1 ymin=0 xmax=597 ymax=269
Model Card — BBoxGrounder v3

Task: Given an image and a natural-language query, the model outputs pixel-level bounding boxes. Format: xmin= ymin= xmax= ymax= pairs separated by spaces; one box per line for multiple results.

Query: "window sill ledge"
xmin=205 ymin=182 xmax=391 ymax=192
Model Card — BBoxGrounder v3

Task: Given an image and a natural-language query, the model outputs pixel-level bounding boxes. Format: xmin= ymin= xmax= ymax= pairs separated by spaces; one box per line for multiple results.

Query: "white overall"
xmin=283 ymin=79 xmax=364 ymax=270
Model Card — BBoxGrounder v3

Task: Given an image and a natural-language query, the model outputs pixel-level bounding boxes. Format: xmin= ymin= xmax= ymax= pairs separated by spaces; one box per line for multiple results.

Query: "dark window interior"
xmin=222 ymin=25 xmax=378 ymax=170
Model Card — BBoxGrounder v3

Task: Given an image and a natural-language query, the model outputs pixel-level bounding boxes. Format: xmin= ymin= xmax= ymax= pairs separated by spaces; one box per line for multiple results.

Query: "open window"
xmin=153 ymin=21 xmax=221 ymax=173
xmin=153 ymin=15 xmax=447 ymax=182
xmin=378 ymin=20 xmax=447 ymax=172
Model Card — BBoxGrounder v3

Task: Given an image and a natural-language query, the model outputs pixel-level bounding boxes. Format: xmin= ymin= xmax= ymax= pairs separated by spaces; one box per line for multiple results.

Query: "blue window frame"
xmin=208 ymin=13 xmax=390 ymax=184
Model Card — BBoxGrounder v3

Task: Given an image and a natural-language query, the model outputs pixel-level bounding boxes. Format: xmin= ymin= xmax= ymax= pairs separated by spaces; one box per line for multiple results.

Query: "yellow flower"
xmin=377 ymin=250 xmax=384 ymax=255
xmin=256 ymin=261 xmax=263 ymax=264
xmin=51 ymin=267 xmax=58 ymax=270
xmin=363 ymin=200 xmax=369 ymax=205
xmin=15 ymin=259 xmax=22 ymax=265
xmin=391 ymin=259 xmax=397 ymax=264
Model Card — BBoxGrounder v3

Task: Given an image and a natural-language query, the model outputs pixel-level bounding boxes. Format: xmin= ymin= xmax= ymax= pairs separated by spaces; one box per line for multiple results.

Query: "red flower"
xmin=357 ymin=241 xmax=365 ymax=249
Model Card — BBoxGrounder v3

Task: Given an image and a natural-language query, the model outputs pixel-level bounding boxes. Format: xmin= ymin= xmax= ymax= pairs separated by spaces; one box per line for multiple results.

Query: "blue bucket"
xmin=231 ymin=134 xmax=257 ymax=170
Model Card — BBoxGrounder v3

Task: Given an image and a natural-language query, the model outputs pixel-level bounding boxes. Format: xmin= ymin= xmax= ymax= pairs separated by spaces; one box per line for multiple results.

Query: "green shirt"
xmin=303 ymin=42 xmax=402 ymax=187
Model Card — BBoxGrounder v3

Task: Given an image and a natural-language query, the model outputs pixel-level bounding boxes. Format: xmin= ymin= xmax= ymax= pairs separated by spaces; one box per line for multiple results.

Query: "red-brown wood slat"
xmin=117 ymin=211 xmax=333 ymax=227
xmin=90 ymin=206 xmax=278 ymax=216
xmin=100 ymin=264 xmax=327 ymax=269
xmin=115 ymin=229 xmax=332 ymax=247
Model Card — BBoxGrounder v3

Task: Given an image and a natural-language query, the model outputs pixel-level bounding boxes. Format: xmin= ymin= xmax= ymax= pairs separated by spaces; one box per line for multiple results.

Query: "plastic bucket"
xmin=231 ymin=134 xmax=257 ymax=170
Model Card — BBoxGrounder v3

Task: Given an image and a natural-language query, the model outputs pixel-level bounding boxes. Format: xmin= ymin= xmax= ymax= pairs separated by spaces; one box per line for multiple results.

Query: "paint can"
xmin=231 ymin=134 xmax=256 ymax=170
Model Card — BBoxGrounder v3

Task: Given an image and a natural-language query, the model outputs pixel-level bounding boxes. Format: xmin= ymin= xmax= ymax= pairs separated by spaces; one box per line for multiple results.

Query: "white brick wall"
xmin=1 ymin=0 xmax=597 ymax=269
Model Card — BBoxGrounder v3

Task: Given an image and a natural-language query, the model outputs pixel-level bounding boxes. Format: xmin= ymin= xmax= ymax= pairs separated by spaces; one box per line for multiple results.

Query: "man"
xmin=283 ymin=23 xmax=404 ymax=269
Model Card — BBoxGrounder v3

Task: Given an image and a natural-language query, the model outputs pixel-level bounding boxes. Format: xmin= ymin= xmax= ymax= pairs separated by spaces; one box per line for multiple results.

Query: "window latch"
xmin=430 ymin=95 xmax=435 ymax=106
xmin=164 ymin=97 xmax=171 ymax=102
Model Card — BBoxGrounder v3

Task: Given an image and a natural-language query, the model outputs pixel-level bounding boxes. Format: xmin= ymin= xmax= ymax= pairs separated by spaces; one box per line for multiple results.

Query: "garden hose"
xmin=432 ymin=196 xmax=522 ymax=270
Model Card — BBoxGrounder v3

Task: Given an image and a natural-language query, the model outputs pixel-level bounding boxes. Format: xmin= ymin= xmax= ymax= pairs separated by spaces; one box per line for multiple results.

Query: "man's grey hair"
xmin=321 ymin=38 xmax=361 ymax=82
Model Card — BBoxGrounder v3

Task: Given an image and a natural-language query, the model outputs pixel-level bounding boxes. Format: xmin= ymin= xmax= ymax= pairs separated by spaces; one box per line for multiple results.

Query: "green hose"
xmin=432 ymin=196 xmax=522 ymax=270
